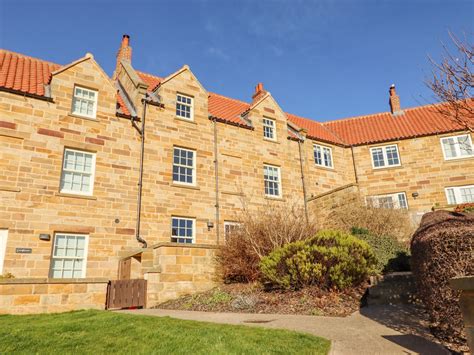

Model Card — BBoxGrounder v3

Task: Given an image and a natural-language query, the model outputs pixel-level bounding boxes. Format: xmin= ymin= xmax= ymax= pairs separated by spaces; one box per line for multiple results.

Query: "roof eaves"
xmin=209 ymin=115 xmax=254 ymax=130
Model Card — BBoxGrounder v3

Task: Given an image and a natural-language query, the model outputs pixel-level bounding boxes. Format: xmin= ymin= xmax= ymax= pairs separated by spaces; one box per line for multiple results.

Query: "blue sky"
xmin=0 ymin=0 xmax=472 ymax=121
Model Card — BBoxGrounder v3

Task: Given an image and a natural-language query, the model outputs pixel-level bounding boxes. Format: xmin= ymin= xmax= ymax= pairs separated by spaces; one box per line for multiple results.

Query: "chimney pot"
xmin=121 ymin=34 xmax=130 ymax=47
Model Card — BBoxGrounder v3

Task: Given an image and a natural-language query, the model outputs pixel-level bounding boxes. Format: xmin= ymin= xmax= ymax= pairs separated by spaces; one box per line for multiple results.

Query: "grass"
xmin=0 ymin=310 xmax=330 ymax=354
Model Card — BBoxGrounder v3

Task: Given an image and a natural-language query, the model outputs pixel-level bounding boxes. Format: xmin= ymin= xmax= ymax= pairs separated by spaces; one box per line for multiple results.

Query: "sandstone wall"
xmin=0 ymin=278 xmax=108 ymax=314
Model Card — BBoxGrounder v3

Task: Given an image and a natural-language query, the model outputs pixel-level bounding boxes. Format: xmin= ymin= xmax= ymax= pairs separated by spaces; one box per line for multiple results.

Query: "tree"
xmin=426 ymin=32 xmax=473 ymax=131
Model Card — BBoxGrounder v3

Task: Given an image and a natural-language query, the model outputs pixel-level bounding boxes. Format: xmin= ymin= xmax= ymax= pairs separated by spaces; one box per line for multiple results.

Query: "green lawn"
xmin=0 ymin=310 xmax=330 ymax=354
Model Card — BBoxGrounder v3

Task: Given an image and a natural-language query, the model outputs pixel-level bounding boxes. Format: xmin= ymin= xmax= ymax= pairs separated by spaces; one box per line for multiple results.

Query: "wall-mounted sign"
xmin=15 ymin=248 xmax=32 ymax=254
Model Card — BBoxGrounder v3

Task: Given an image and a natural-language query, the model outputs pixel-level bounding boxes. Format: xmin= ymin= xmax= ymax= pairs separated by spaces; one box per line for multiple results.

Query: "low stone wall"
xmin=0 ymin=278 xmax=109 ymax=314
xmin=307 ymin=183 xmax=360 ymax=224
xmin=142 ymin=243 xmax=218 ymax=308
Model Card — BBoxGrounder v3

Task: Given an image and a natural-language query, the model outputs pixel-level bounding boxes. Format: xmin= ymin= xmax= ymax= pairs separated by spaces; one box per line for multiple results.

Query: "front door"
xmin=0 ymin=229 xmax=8 ymax=275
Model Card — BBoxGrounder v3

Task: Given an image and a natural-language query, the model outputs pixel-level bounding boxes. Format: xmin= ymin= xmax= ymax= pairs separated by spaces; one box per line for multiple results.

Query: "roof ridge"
xmin=0 ymin=49 xmax=61 ymax=67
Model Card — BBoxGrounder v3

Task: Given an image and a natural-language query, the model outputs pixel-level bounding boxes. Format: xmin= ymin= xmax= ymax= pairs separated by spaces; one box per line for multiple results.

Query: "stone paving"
xmin=119 ymin=305 xmax=448 ymax=355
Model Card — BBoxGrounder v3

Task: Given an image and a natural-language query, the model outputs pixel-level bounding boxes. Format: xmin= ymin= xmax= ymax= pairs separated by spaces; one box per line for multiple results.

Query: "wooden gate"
xmin=105 ymin=279 xmax=147 ymax=310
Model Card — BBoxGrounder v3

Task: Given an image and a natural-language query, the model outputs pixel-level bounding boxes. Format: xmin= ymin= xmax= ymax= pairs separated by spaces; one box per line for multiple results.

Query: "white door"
xmin=0 ymin=229 xmax=7 ymax=275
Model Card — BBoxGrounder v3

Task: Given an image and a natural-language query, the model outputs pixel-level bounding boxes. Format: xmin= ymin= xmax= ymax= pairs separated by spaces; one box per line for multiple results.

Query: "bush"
xmin=216 ymin=200 xmax=317 ymax=282
xmin=260 ymin=230 xmax=376 ymax=290
xmin=351 ymin=227 xmax=410 ymax=274
xmin=322 ymin=193 xmax=415 ymax=242
xmin=411 ymin=210 xmax=474 ymax=352
xmin=454 ymin=202 xmax=474 ymax=213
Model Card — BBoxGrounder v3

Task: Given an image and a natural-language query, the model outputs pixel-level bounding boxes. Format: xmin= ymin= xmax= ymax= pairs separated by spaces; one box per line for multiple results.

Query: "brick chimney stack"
xmin=389 ymin=84 xmax=402 ymax=115
xmin=252 ymin=82 xmax=267 ymax=104
xmin=113 ymin=34 xmax=132 ymax=80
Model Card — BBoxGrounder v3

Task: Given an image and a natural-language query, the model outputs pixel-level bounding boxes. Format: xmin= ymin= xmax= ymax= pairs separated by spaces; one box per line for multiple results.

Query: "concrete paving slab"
xmin=118 ymin=305 xmax=448 ymax=355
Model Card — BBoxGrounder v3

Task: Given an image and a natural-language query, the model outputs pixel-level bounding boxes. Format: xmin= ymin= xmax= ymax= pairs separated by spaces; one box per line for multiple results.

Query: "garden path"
xmin=119 ymin=304 xmax=448 ymax=354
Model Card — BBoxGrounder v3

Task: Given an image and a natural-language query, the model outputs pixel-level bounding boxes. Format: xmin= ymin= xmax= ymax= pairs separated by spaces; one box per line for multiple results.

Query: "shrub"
xmin=216 ymin=200 xmax=317 ymax=282
xmin=351 ymin=227 xmax=410 ymax=274
xmin=454 ymin=202 xmax=474 ymax=213
xmin=322 ymin=193 xmax=415 ymax=242
xmin=411 ymin=210 xmax=474 ymax=351
xmin=260 ymin=230 xmax=376 ymax=290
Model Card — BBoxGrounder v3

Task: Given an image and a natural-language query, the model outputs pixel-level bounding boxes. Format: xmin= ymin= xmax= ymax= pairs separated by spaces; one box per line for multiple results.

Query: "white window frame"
xmin=370 ymin=144 xmax=401 ymax=169
xmin=444 ymin=185 xmax=474 ymax=205
xmin=71 ymin=85 xmax=98 ymax=119
xmin=263 ymin=164 xmax=282 ymax=198
xmin=224 ymin=221 xmax=241 ymax=241
xmin=171 ymin=217 xmax=196 ymax=244
xmin=366 ymin=192 xmax=408 ymax=209
xmin=176 ymin=93 xmax=194 ymax=121
xmin=313 ymin=144 xmax=334 ymax=168
xmin=172 ymin=147 xmax=196 ymax=186
xmin=60 ymin=148 xmax=96 ymax=196
xmin=50 ymin=233 xmax=89 ymax=279
xmin=440 ymin=134 xmax=474 ymax=160
xmin=263 ymin=117 xmax=276 ymax=141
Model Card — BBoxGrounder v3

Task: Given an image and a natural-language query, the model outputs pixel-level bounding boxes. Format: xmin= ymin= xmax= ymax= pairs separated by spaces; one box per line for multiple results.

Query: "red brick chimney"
xmin=389 ymin=84 xmax=402 ymax=115
xmin=113 ymin=34 xmax=132 ymax=79
xmin=252 ymin=82 xmax=267 ymax=104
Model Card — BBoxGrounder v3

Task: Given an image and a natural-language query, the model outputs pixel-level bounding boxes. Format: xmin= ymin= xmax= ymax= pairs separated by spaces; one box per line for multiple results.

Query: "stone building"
xmin=0 ymin=35 xmax=472 ymax=311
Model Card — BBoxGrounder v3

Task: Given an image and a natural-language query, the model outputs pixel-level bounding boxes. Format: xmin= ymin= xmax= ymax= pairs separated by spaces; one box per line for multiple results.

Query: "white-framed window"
xmin=440 ymin=134 xmax=473 ymax=160
xmin=50 ymin=233 xmax=88 ymax=278
xmin=176 ymin=93 xmax=193 ymax=120
xmin=71 ymin=86 xmax=98 ymax=119
xmin=172 ymin=147 xmax=196 ymax=185
xmin=263 ymin=118 xmax=276 ymax=141
xmin=314 ymin=144 xmax=333 ymax=168
xmin=264 ymin=164 xmax=281 ymax=197
xmin=171 ymin=217 xmax=195 ymax=244
xmin=445 ymin=185 xmax=474 ymax=204
xmin=224 ymin=221 xmax=241 ymax=241
xmin=60 ymin=148 xmax=96 ymax=196
xmin=370 ymin=144 xmax=401 ymax=168
xmin=367 ymin=192 xmax=408 ymax=209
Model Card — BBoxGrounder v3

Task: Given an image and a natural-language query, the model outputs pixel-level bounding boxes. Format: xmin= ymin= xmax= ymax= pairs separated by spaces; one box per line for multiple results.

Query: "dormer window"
xmin=263 ymin=118 xmax=276 ymax=141
xmin=176 ymin=94 xmax=193 ymax=120
xmin=71 ymin=86 xmax=98 ymax=119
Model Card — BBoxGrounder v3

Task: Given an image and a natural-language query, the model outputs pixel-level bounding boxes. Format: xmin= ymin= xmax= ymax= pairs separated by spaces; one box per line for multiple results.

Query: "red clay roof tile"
xmin=0 ymin=50 xmax=60 ymax=96
xmin=0 ymin=50 xmax=470 ymax=147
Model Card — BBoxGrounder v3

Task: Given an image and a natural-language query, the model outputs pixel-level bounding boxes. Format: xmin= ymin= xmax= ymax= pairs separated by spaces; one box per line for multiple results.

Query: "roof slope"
xmin=0 ymin=50 xmax=60 ymax=96
xmin=0 ymin=50 xmax=470 ymax=146
xmin=323 ymin=104 xmax=471 ymax=145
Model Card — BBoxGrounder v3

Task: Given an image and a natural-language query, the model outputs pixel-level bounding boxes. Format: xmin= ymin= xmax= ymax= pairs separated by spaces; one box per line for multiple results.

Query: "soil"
xmin=156 ymin=282 xmax=367 ymax=317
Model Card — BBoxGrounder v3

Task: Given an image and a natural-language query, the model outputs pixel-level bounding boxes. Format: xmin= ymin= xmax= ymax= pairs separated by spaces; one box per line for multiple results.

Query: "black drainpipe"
xmin=213 ymin=118 xmax=221 ymax=245
xmin=134 ymin=96 xmax=149 ymax=248
xmin=298 ymin=138 xmax=309 ymax=223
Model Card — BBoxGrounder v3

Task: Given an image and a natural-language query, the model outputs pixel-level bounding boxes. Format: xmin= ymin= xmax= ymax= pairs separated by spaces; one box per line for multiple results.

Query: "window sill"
xmin=171 ymin=183 xmax=200 ymax=190
xmin=263 ymin=138 xmax=279 ymax=144
xmin=314 ymin=164 xmax=334 ymax=171
xmin=265 ymin=195 xmax=284 ymax=201
xmin=56 ymin=192 xmax=97 ymax=200
xmin=175 ymin=116 xmax=196 ymax=124
xmin=68 ymin=113 xmax=99 ymax=122
xmin=372 ymin=164 xmax=402 ymax=171
xmin=443 ymin=155 xmax=474 ymax=162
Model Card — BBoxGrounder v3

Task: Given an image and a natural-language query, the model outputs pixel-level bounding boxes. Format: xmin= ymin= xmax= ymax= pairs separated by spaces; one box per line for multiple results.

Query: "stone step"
xmin=367 ymin=272 xmax=416 ymax=305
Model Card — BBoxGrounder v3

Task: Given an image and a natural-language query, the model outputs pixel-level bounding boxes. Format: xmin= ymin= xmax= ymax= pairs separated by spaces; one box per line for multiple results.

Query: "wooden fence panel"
xmin=106 ymin=279 xmax=147 ymax=310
